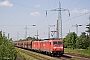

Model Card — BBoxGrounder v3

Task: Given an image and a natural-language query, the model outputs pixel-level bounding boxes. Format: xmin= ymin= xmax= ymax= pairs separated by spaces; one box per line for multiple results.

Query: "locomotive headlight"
xmin=54 ymin=47 xmax=56 ymax=49
xmin=60 ymin=47 xmax=63 ymax=48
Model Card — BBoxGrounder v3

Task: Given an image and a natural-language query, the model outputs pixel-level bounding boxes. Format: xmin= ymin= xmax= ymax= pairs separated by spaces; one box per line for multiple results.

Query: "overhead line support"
xmin=51 ymin=1 xmax=70 ymax=40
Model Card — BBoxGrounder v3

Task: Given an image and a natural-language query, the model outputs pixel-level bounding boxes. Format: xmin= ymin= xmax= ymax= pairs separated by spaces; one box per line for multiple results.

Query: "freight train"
xmin=14 ymin=39 xmax=64 ymax=56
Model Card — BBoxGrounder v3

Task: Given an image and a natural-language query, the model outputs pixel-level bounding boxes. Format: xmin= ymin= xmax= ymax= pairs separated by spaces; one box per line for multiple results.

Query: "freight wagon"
xmin=14 ymin=39 xmax=64 ymax=56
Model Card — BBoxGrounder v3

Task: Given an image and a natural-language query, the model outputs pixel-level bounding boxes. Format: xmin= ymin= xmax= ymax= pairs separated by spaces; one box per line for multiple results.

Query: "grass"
xmin=16 ymin=48 xmax=56 ymax=60
xmin=16 ymin=48 xmax=37 ymax=60
xmin=64 ymin=48 xmax=90 ymax=56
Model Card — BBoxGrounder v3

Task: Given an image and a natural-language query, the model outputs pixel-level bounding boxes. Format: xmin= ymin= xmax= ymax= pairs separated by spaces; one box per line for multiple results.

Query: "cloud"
xmin=30 ymin=12 xmax=40 ymax=16
xmin=0 ymin=0 xmax=13 ymax=6
xmin=34 ymin=5 xmax=40 ymax=8
xmin=71 ymin=9 xmax=79 ymax=13
xmin=71 ymin=9 xmax=89 ymax=14
xmin=81 ymin=9 xmax=89 ymax=14
xmin=11 ymin=16 xmax=14 ymax=17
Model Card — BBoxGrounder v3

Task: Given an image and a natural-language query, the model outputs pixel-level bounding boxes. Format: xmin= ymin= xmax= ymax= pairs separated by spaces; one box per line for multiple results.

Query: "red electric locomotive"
xmin=14 ymin=39 xmax=64 ymax=56
xmin=31 ymin=39 xmax=64 ymax=56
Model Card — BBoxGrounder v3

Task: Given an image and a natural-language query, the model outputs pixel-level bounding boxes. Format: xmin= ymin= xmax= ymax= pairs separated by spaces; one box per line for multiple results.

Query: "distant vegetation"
xmin=65 ymin=48 xmax=90 ymax=56
xmin=17 ymin=37 xmax=37 ymax=42
xmin=63 ymin=23 xmax=90 ymax=50
xmin=0 ymin=31 xmax=17 ymax=60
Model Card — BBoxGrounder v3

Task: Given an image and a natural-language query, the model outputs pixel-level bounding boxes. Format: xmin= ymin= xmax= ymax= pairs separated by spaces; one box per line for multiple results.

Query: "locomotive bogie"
xmin=13 ymin=39 xmax=64 ymax=56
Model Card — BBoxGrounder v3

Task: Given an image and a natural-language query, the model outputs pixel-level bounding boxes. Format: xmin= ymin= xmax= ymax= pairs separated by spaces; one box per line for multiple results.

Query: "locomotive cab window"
xmin=50 ymin=42 xmax=51 ymax=45
xmin=53 ymin=41 xmax=62 ymax=45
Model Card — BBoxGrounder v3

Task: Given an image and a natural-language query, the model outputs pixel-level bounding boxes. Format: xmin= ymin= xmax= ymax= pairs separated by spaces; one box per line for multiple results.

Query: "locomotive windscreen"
xmin=53 ymin=41 xmax=62 ymax=45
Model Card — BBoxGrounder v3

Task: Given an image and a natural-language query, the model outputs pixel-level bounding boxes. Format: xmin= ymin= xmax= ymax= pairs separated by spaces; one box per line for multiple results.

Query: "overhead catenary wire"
xmin=1 ymin=1 xmax=89 ymax=28
xmin=66 ymin=0 xmax=84 ymax=10
xmin=73 ymin=0 xmax=84 ymax=8
xmin=0 ymin=0 xmax=89 ymax=40
xmin=11 ymin=1 xmax=62 ymax=12
xmin=0 ymin=1 xmax=89 ymax=28
xmin=63 ymin=11 xmax=90 ymax=23
xmin=10 ymin=1 xmax=88 ymax=24
xmin=48 ymin=0 xmax=51 ymax=9
xmin=0 ymin=25 xmax=36 ymax=26
xmin=65 ymin=0 xmax=88 ymax=24
xmin=62 ymin=22 xmax=89 ymax=37
xmin=10 ymin=2 xmax=46 ymax=11
xmin=64 ymin=0 xmax=85 ymax=23
xmin=67 ymin=0 xmax=75 ymax=9
xmin=11 ymin=1 xmax=55 ymax=20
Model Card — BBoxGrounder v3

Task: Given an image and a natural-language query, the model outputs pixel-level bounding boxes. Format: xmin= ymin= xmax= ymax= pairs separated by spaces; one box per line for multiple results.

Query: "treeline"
xmin=63 ymin=32 xmax=90 ymax=49
xmin=0 ymin=31 xmax=17 ymax=60
xmin=17 ymin=37 xmax=37 ymax=42
xmin=63 ymin=23 xmax=90 ymax=49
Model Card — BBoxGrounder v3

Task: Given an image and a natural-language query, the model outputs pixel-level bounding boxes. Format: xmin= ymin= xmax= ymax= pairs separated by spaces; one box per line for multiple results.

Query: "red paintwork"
xmin=14 ymin=39 xmax=64 ymax=54
xmin=50 ymin=40 xmax=64 ymax=52
xmin=40 ymin=41 xmax=50 ymax=52
xmin=32 ymin=41 xmax=38 ymax=50
xmin=39 ymin=40 xmax=64 ymax=53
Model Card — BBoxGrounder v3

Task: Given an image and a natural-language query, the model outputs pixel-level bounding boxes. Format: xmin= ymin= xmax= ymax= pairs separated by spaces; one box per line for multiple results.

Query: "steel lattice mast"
xmin=51 ymin=1 xmax=70 ymax=39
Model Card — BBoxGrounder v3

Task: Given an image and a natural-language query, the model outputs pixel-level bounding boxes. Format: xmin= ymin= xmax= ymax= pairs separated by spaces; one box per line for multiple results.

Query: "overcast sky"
xmin=0 ymin=0 xmax=90 ymax=40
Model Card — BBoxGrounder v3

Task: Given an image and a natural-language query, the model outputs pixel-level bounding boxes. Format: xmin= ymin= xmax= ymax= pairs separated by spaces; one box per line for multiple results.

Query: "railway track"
xmin=20 ymin=50 xmax=52 ymax=60
xmin=17 ymin=48 xmax=56 ymax=60
xmin=17 ymin=48 xmax=90 ymax=60
xmin=17 ymin=48 xmax=72 ymax=60
xmin=64 ymin=53 xmax=90 ymax=60
xmin=54 ymin=53 xmax=90 ymax=60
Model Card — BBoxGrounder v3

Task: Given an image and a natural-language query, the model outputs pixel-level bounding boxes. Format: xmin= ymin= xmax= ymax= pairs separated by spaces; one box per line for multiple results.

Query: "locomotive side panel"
xmin=40 ymin=40 xmax=51 ymax=52
xmin=32 ymin=41 xmax=38 ymax=50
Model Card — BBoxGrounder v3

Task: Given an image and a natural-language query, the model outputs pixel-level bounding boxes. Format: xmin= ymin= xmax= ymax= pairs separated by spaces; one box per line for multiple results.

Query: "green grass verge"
xmin=16 ymin=48 xmax=56 ymax=60
xmin=64 ymin=48 xmax=90 ymax=56
xmin=16 ymin=48 xmax=37 ymax=60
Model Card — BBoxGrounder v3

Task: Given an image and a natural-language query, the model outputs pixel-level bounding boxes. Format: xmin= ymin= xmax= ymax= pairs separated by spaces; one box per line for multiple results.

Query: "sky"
xmin=0 ymin=0 xmax=90 ymax=41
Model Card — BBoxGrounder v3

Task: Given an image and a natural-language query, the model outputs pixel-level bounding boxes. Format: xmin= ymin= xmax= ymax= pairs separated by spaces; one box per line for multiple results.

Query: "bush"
xmin=0 ymin=31 xmax=17 ymax=60
xmin=88 ymin=46 xmax=90 ymax=50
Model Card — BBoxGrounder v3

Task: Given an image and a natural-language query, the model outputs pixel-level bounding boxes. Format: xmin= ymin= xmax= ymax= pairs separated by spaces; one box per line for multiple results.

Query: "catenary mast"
xmin=51 ymin=1 xmax=70 ymax=39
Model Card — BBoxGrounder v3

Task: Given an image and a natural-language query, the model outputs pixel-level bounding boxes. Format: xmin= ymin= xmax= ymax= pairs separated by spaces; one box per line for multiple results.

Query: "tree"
xmin=80 ymin=32 xmax=86 ymax=38
xmin=70 ymin=32 xmax=77 ymax=49
xmin=63 ymin=32 xmax=77 ymax=48
xmin=76 ymin=37 xmax=83 ymax=48
xmin=80 ymin=33 xmax=90 ymax=49
xmin=63 ymin=38 xmax=68 ymax=48
xmin=0 ymin=31 xmax=3 ymax=45
xmin=27 ymin=37 xmax=36 ymax=40
xmin=18 ymin=37 xmax=37 ymax=42
xmin=0 ymin=31 xmax=17 ymax=60
xmin=76 ymin=32 xmax=90 ymax=49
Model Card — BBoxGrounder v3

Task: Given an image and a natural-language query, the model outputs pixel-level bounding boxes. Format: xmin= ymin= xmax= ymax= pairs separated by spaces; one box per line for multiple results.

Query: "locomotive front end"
xmin=52 ymin=40 xmax=64 ymax=55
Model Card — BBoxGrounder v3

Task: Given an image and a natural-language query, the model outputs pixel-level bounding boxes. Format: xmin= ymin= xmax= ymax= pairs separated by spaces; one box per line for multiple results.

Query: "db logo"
xmin=43 ymin=44 xmax=45 ymax=46
xmin=34 ymin=44 xmax=35 ymax=47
